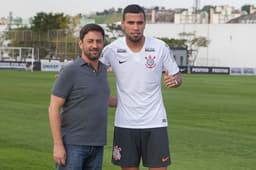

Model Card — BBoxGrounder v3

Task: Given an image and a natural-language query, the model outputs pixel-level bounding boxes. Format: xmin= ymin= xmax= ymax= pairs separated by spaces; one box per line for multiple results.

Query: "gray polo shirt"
xmin=52 ymin=57 xmax=110 ymax=146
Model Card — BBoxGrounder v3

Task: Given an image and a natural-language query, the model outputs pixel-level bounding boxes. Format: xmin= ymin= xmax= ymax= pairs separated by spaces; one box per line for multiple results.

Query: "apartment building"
xmin=174 ymin=8 xmax=209 ymax=24
xmin=209 ymin=5 xmax=241 ymax=24
xmin=174 ymin=5 xmax=252 ymax=24
xmin=145 ymin=8 xmax=175 ymax=23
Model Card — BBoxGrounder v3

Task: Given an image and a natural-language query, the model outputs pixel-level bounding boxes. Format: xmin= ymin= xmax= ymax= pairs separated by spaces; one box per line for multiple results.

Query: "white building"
xmin=174 ymin=5 xmax=242 ymax=24
xmin=210 ymin=5 xmax=241 ymax=24
xmin=174 ymin=8 xmax=208 ymax=24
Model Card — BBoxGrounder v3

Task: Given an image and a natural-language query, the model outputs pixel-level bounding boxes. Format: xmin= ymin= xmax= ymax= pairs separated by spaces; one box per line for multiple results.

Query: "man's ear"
xmin=121 ymin=21 xmax=125 ymax=30
xmin=78 ymin=40 xmax=83 ymax=49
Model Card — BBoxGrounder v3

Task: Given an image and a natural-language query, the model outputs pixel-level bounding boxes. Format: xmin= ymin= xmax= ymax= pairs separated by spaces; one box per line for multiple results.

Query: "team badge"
xmin=113 ymin=145 xmax=122 ymax=160
xmin=145 ymin=55 xmax=156 ymax=68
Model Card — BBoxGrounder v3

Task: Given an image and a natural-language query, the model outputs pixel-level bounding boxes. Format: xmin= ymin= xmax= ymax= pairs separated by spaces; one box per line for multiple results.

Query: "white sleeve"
xmin=100 ymin=46 xmax=111 ymax=66
xmin=162 ymin=44 xmax=180 ymax=75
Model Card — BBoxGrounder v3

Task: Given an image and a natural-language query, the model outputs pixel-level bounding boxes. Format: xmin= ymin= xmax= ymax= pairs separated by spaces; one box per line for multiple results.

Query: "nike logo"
xmin=161 ymin=156 xmax=169 ymax=162
xmin=119 ymin=60 xmax=127 ymax=64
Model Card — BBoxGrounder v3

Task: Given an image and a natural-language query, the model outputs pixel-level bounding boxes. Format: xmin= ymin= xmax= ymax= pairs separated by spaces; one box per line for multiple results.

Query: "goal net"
xmin=0 ymin=47 xmax=35 ymax=71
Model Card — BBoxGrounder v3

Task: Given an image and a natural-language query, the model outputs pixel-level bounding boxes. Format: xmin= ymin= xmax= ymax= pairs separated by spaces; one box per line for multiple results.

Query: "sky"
xmin=0 ymin=0 xmax=256 ymax=18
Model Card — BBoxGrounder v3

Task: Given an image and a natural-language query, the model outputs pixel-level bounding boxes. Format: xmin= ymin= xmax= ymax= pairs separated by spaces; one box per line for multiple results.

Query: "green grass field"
xmin=0 ymin=70 xmax=255 ymax=170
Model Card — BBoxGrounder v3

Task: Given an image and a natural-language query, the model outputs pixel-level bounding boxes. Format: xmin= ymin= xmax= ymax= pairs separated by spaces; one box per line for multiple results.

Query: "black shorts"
xmin=112 ymin=127 xmax=171 ymax=168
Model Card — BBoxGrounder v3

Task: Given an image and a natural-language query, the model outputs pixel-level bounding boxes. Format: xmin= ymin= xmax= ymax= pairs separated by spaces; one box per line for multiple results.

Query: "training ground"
xmin=0 ymin=70 xmax=255 ymax=170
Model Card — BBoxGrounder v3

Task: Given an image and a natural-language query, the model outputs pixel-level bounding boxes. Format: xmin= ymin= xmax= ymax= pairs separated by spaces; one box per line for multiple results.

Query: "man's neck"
xmin=81 ymin=55 xmax=99 ymax=72
xmin=126 ymin=36 xmax=145 ymax=53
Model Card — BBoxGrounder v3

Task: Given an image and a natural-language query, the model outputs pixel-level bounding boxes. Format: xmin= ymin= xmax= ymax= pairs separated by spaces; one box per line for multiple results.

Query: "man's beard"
xmin=84 ymin=50 xmax=101 ymax=61
xmin=128 ymin=35 xmax=143 ymax=43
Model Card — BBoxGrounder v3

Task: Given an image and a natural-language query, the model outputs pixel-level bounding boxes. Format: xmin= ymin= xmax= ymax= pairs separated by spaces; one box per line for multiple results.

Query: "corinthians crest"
xmin=145 ymin=55 xmax=156 ymax=68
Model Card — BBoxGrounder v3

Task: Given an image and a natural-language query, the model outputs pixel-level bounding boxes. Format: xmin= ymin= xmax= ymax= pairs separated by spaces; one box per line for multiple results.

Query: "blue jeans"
xmin=56 ymin=145 xmax=104 ymax=170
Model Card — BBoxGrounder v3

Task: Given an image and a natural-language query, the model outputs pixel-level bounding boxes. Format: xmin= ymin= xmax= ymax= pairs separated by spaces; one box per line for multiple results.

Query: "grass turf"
xmin=0 ymin=70 xmax=255 ymax=170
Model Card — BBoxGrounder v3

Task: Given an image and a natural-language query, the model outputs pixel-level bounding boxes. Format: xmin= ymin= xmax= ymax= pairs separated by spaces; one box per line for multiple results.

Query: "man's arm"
xmin=164 ymin=70 xmax=182 ymax=88
xmin=48 ymin=95 xmax=66 ymax=166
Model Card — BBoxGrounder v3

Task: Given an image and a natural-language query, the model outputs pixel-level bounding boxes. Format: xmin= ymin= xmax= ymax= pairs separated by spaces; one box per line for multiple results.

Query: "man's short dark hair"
xmin=123 ymin=4 xmax=146 ymax=21
xmin=80 ymin=24 xmax=105 ymax=41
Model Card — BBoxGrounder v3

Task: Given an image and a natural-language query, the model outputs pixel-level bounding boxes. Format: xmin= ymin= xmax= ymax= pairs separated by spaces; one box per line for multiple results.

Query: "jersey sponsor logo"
xmin=113 ymin=145 xmax=122 ymax=160
xmin=162 ymin=119 xmax=167 ymax=123
xmin=161 ymin=156 xmax=169 ymax=162
xmin=145 ymin=55 xmax=156 ymax=69
xmin=119 ymin=60 xmax=127 ymax=64
xmin=145 ymin=47 xmax=155 ymax=52
xmin=117 ymin=49 xmax=127 ymax=53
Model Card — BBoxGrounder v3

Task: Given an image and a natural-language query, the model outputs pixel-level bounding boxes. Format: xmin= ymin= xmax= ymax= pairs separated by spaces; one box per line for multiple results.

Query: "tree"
xmin=201 ymin=5 xmax=215 ymax=13
xmin=179 ymin=32 xmax=209 ymax=66
xmin=159 ymin=37 xmax=187 ymax=48
xmin=5 ymin=12 xmax=79 ymax=60
xmin=105 ymin=23 xmax=123 ymax=44
xmin=201 ymin=5 xmax=215 ymax=21
xmin=31 ymin=12 xmax=70 ymax=32
xmin=117 ymin=8 xmax=123 ymax=13
xmin=241 ymin=5 xmax=251 ymax=14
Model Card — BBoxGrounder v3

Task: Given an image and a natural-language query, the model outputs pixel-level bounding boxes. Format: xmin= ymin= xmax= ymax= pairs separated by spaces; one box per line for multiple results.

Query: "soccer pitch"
xmin=0 ymin=70 xmax=255 ymax=170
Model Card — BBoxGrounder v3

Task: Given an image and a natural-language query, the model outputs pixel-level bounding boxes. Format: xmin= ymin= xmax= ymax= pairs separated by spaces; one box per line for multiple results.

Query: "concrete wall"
xmin=144 ymin=24 xmax=256 ymax=67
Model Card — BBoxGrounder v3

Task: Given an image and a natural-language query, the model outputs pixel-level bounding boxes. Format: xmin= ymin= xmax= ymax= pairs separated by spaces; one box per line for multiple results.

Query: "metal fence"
xmin=1 ymin=30 xmax=80 ymax=61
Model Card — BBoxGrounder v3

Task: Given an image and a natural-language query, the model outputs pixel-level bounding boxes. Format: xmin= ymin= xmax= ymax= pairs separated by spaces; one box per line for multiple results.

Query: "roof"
xmin=228 ymin=12 xmax=256 ymax=23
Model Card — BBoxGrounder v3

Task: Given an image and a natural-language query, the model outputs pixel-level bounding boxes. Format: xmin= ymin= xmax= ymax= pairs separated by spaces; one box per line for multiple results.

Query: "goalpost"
xmin=0 ymin=47 xmax=35 ymax=71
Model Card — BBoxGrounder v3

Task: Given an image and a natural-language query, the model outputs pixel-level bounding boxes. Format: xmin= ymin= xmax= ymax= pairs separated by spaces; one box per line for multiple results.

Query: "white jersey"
xmin=101 ymin=36 xmax=179 ymax=128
